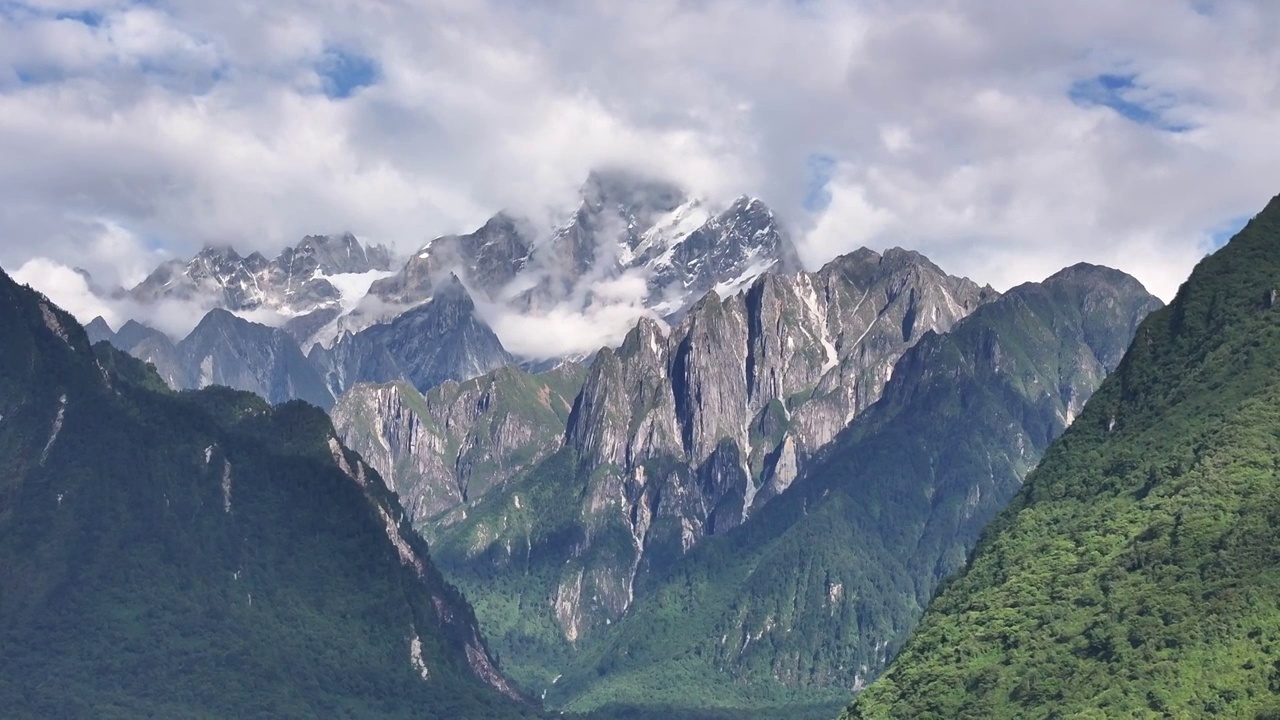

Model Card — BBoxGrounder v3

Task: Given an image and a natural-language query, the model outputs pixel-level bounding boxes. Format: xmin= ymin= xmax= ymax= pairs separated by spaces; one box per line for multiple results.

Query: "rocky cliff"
xmin=332 ymin=362 xmax=585 ymax=524
xmin=421 ymin=261 xmax=1159 ymax=716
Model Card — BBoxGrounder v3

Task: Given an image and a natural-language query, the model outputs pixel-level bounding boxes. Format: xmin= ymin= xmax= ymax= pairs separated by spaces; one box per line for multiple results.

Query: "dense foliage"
xmin=846 ymin=197 xmax=1280 ymax=718
xmin=0 ymin=270 xmax=536 ymax=718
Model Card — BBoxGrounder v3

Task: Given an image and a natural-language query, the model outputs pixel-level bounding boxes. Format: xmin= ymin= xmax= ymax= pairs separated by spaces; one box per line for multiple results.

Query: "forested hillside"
xmin=846 ymin=196 xmax=1280 ymax=718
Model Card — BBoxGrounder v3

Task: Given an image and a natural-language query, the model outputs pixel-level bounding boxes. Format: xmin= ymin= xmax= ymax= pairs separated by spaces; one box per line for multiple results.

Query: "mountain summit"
xmin=358 ymin=170 xmax=805 ymax=352
xmin=129 ymin=233 xmax=397 ymax=344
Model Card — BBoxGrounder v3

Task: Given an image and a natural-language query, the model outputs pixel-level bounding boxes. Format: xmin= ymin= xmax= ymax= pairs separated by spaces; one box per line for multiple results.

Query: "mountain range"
xmin=330 ymin=248 xmax=1161 ymax=715
xmin=87 ymin=170 xmax=806 ymax=409
xmin=35 ymin=170 xmax=1274 ymax=720
xmin=128 ymin=232 xmax=397 ymax=345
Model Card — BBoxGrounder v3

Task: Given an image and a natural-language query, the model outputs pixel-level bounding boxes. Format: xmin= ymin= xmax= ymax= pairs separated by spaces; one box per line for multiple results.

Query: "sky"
xmin=3 ymin=0 xmax=1280 ymax=344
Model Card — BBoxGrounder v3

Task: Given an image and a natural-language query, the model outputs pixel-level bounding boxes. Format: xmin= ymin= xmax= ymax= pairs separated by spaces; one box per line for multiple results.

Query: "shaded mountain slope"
xmin=0 ymin=267 xmax=533 ymax=718
xmin=312 ymin=274 xmax=515 ymax=398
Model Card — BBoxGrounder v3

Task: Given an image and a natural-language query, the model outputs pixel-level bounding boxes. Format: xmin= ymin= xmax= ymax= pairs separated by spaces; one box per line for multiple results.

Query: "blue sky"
xmin=1068 ymin=73 xmax=1193 ymax=133
xmin=317 ymin=48 xmax=378 ymax=100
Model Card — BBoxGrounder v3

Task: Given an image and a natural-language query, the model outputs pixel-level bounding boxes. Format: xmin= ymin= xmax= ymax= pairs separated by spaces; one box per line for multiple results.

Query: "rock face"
xmin=175 ymin=309 xmax=336 ymax=408
xmin=128 ymin=233 xmax=396 ymax=345
xmin=328 ymin=248 xmax=1001 ymax=694
xmin=310 ymin=275 xmax=515 ymax=397
xmin=371 ymin=213 xmax=535 ymax=308
xmin=92 ymin=276 xmax=514 ymax=410
xmin=415 ymin=259 xmax=1161 ymax=715
xmin=546 ymin=264 xmax=1162 ymax=715
xmin=563 ymin=247 xmax=997 ymax=551
xmin=331 ymin=362 xmax=586 ymax=524
xmin=92 ymin=311 xmax=335 ymax=408
xmin=0 ymin=265 xmax=534 ymax=717
xmin=844 ymin=198 xmax=1280 ymax=720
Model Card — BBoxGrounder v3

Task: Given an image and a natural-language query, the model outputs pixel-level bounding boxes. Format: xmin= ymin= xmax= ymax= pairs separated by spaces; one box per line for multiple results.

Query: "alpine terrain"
xmin=331 ymin=246 xmax=1161 ymax=716
xmin=91 ymin=170 xmax=807 ymax=403
xmin=90 ymin=309 xmax=336 ymax=409
xmin=129 ymin=232 xmax=397 ymax=345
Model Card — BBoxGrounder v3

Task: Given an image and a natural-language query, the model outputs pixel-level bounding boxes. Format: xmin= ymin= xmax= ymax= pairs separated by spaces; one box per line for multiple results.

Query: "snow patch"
xmin=648 ymin=293 xmax=691 ymax=316
xmin=317 ymin=269 xmax=395 ymax=315
xmin=798 ymin=276 xmax=838 ymax=372
xmin=414 ymin=236 xmax=439 ymax=260
xmin=713 ymin=257 xmax=778 ymax=299
xmin=631 ymin=199 xmax=710 ymax=267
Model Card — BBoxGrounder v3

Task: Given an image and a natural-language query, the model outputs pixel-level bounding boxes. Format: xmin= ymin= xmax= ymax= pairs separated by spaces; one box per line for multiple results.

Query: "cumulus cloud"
xmin=478 ymin=271 xmax=657 ymax=359
xmin=11 ymin=258 xmax=116 ymax=325
xmin=12 ymin=255 xmax=214 ymax=338
xmin=2 ymin=0 xmax=1279 ymax=318
xmin=484 ymin=301 xmax=654 ymax=361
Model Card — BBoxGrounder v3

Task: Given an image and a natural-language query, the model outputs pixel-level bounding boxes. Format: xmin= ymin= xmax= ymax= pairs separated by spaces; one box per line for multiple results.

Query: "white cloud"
xmin=483 ymin=300 xmax=655 ymax=361
xmin=11 ymin=257 xmax=117 ymax=325
xmin=10 ymin=254 xmax=216 ymax=338
xmin=2 ymin=0 xmax=1279 ymax=318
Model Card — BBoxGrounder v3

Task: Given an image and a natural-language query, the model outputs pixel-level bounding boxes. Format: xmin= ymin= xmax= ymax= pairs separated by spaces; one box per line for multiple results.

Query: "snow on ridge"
xmin=713 ymin=257 xmax=779 ymax=299
xmin=318 ymin=270 xmax=397 ymax=315
xmin=632 ymin=199 xmax=710 ymax=268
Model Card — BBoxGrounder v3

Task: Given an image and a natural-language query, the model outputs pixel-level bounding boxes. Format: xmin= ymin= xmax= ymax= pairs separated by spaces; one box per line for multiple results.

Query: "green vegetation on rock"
xmin=430 ymin=264 xmax=1159 ymax=717
xmin=846 ymin=196 xmax=1280 ymax=719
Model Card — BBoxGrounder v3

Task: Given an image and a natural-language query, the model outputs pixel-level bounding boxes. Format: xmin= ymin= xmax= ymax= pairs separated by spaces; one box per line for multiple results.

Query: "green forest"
xmin=846 ymin=197 xmax=1280 ymax=717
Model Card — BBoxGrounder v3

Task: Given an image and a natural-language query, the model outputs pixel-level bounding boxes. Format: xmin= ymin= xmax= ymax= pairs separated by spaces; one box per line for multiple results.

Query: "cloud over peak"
xmin=3 ymin=0 xmax=1280 ymax=308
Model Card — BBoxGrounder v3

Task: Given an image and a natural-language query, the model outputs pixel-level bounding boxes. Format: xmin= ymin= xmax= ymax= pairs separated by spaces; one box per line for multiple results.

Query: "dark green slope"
xmin=0 ymin=269 xmax=534 ymax=718
xmin=847 ymin=199 xmax=1280 ymax=718
xmin=436 ymin=265 xmax=1157 ymax=717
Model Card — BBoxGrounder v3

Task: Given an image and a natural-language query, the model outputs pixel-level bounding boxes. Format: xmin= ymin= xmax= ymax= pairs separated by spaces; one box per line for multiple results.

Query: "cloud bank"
xmin=3 ymin=0 xmax=1280 ymax=327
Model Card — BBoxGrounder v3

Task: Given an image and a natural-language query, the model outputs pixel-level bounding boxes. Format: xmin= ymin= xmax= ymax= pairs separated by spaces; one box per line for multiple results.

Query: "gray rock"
xmin=370 ymin=214 xmax=535 ymax=307
xmin=331 ymin=361 xmax=585 ymax=524
xmin=172 ymin=309 xmax=335 ymax=409
xmin=348 ymin=246 xmax=996 ymax=650
xmin=128 ymin=234 xmax=397 ymax=346
xmin=312 ymin=275 xmax=514 ymax=397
